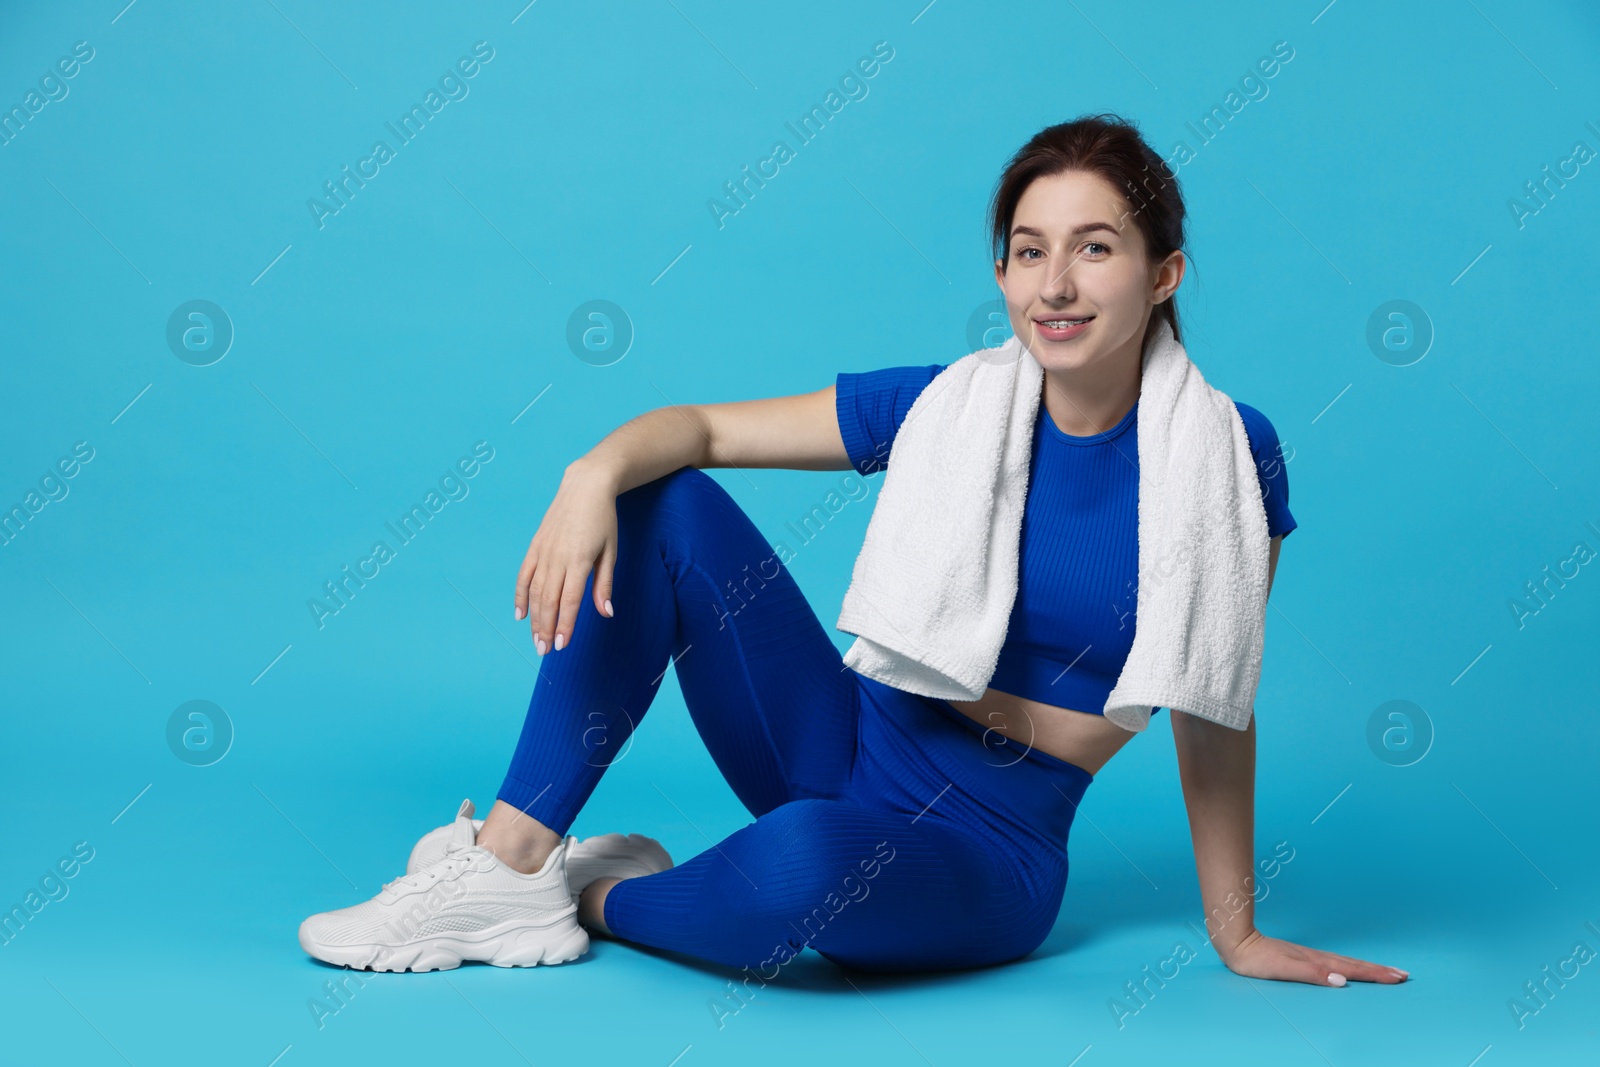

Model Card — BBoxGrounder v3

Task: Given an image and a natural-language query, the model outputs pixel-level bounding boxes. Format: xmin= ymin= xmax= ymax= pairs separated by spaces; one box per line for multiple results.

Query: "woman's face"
xmin=992 ymin=169 xmax=1182 ymax=376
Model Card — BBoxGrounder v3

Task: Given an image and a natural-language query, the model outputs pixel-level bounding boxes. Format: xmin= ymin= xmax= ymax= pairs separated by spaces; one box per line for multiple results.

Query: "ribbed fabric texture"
xmin=498 ymin=466 xmax=1092 ymax=973
xmin=836 ymin=363 xmax=1298 ymax=717
xmin=496 ymin=466 xmax=860 ymax=837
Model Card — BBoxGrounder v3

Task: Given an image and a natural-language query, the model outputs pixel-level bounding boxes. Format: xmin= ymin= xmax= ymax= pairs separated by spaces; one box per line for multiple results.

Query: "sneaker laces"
xmin=379 ymin=846 xmax=493 ymax=899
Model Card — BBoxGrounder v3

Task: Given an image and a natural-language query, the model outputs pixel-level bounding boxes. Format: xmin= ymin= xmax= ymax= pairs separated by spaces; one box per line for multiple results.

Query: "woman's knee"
xmin=620 ymin=801 xmax=877 ymax=967
xmin=615 ymin=465 xmax=725 ymax=532
xmin=719 ymin=802 xmax=899 ymax=929
xmin=615 ymin=466 xmax=774 ymax=591
xmin=603 ymin=854 xmax=820 ymax=972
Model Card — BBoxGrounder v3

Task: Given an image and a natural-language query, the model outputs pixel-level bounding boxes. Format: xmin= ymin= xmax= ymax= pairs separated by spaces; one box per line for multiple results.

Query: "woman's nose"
xmin=1040 ymin=256 xmax=1076 ymax=299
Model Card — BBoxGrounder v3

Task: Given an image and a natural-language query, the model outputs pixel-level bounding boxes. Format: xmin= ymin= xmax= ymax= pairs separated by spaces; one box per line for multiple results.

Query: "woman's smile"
xmin=1031 ymin=313 xmax=1094 ymax=342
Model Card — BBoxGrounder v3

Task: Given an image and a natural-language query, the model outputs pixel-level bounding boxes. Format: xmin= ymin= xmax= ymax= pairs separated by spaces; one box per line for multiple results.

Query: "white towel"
xmin=835 ymin=317 xmax=1270 ymax=732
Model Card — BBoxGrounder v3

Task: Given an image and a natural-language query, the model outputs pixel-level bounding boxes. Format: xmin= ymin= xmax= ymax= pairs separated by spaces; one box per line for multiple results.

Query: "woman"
xmin=299 ymin=114 xmax=1408 ymax=987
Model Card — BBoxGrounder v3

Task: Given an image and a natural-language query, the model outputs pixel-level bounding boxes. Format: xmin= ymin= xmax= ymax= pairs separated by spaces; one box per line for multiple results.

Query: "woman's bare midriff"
xmin=943 ymin=688 xmax=1140 ymax=776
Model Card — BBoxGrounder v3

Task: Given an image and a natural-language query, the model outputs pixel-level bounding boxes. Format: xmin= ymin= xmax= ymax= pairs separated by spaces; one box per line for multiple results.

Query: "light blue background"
xmin=3 ymin=1 xmax=1598 ymax=1064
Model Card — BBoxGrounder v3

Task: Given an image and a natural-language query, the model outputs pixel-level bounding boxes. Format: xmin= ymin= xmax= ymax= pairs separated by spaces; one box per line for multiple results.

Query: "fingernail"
xmin=554 ymin=633 xmax=566 ymax=651
xmin=1393 ymin=968 xmax=1409 ymax=978
xmin=535 ymin=636 xmax=547 ymax=655
xmin=604 ymin=599 xmax=613 ymax=617
xmin=515 ymin=606 xmax=524 ymax=620
xmin=1328 ymin=972 xmax=1347 ymax=986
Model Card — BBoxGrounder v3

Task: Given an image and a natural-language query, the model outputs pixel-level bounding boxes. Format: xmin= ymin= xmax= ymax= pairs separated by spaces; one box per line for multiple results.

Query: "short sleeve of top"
xmin=1234 ymin=402 xmax=1298 ymax=540
xmin=834 ymin=363 xmax=946 ymax=477
xmin=836 ymin=364 xmax=1298 ymax=539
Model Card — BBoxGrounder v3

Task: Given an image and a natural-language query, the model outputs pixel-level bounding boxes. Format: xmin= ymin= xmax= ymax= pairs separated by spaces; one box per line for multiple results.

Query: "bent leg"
xmin=602 ymin=798 xmax=1065 ymax=974
xmin=496 ymin=467 xmax=859 ymax=835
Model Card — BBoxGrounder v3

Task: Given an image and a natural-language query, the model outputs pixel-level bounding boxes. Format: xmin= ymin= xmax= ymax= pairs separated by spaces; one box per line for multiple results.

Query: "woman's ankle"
xmin=580 ymin=876 xmax=623 ymax=935
xmin=477 ymin=800 xmax=561 ymax=874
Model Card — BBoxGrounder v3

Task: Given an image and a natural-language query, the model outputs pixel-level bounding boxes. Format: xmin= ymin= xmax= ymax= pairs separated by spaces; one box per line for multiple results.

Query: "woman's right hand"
xmin=513 ymin=465 xmax=619 ymax=655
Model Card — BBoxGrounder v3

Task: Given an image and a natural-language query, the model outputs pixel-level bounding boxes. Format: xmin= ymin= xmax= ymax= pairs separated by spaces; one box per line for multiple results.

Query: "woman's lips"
xmin=1033 ymin=316 xmax=1092 ymax=341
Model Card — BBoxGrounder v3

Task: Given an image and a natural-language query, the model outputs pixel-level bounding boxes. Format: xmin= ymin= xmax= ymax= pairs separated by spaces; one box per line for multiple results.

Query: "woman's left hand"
xmin=1220 ymin=928 xmax=1409 ymax=986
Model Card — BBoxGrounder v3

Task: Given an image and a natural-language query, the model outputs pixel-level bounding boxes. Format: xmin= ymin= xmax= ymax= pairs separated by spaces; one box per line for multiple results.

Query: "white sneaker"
xmin=298 ymin=799 xmax=589 ymax=972
xmin=406 ymin=813 xmax=485 ymax=874
xmin=408 ymin=805 xmax=673 ymax=905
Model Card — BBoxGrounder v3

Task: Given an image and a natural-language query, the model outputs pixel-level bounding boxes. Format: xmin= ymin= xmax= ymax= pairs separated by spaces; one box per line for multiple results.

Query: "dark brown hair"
xmin=986 ymin=113 xmax=1190 ymax=345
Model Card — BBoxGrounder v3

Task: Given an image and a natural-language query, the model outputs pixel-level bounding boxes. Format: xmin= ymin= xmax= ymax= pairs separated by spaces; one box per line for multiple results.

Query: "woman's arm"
xmin=1171 ymin=687 xmax=1263 ymax=958
xmin=567 ymin=384 xmax=852 ymax=497
xmin=1172 ymin=535 xmax=1408 ymax=987
xmin=516 ymin=385 xmax=852 ymax=652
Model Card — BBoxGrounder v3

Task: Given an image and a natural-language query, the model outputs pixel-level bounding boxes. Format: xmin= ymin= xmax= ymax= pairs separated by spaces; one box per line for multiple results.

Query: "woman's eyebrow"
xmin=1011 ymin=222 xmax=1120 ymax=239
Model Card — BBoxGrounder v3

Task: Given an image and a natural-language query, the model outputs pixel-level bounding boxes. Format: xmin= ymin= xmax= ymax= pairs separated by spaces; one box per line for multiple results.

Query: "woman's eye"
xmin=1016 ymin=247 xmax=1041 ymax=260
xmin=1083 ymin=241 xmax=1110 ymax=256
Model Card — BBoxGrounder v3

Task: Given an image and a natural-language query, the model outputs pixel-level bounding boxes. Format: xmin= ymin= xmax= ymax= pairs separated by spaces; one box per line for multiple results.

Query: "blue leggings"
xmin=495 ymin=466 xmax=1094 ymax=974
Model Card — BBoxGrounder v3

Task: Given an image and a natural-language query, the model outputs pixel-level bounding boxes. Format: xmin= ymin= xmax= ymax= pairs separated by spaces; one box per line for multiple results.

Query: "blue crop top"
xmin=836 ymin=363 xmax=1297 ymax=718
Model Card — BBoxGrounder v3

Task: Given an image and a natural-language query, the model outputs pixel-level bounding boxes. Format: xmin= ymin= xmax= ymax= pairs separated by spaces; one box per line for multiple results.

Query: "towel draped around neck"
xmin=834 ymin=318 xmax=1271 ymax=732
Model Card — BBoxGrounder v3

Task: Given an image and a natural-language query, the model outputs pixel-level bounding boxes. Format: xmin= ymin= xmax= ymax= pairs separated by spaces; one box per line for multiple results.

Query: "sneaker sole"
xmin=300 ymin=916 xmax=590 ymax=973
